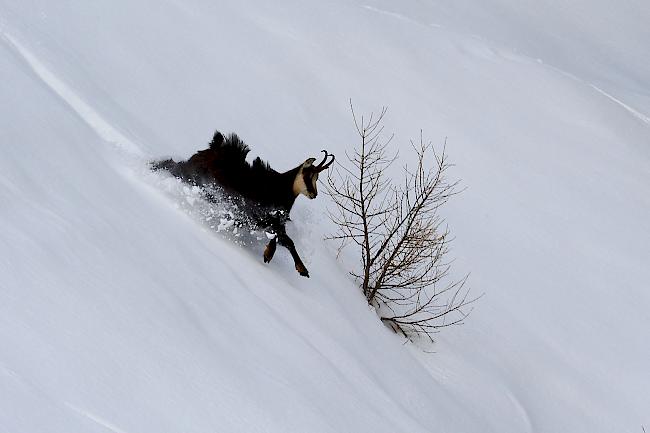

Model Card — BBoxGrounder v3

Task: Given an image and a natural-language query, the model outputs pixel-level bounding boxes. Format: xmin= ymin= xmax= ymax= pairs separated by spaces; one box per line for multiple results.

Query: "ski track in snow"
xmin=363 ymin=4 xmax=650 ymax=129
xmin=362 ymin=5 xmax=419 ymax=25
xmin=65 ymin=403 xmax=131 ymax=433
xmin=2 ymin=362 xmax=129 ymax=433
xmin=0 ymin=30 xmax=144 ymax=157
xmin=505 ymin=390 xmax=535 ymax=433
xmin=538 ymin=58 xmax=650 ymax=126
xmin=0 ymin=362 xmax=20 ymax=381
xmin=588 ymin=84 xmax=650 ymax=125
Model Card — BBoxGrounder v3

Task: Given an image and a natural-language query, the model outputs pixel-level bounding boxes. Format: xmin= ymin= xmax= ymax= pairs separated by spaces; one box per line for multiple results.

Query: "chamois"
xmin=152 ymin=131 xmax=335 ymax=277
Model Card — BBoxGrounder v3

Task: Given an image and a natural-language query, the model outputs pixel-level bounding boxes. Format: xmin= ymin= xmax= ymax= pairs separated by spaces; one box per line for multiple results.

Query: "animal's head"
xmin=293 ymin=150 xmax=335 ymax=199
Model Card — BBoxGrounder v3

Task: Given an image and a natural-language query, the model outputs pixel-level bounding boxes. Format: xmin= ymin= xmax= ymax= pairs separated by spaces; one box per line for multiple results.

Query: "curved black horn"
xmin=315 ymin=150 xmax=335 ymax=172
xmin=316 ymin=150 xmax=329 ymax=167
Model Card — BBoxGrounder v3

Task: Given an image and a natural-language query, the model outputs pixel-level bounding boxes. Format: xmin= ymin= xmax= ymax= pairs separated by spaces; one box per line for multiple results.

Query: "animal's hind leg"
xmin=277 ymin=231 xmax=309 ymax=278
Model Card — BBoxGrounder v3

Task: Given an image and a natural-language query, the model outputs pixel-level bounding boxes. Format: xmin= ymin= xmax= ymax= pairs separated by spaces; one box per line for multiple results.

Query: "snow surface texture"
xmin=1 ymin=0 xmax=649 ymax=432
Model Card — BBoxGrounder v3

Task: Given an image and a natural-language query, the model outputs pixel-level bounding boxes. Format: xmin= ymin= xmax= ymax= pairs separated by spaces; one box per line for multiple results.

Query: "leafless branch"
xmin=326 ymin=103 xmax=476 ymax=343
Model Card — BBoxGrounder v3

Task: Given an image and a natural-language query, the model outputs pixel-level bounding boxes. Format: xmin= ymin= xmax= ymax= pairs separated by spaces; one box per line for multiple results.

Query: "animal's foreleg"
xmin=277 ymin=233 xmax=309 ymax=278
xmin=263 ymin=236 xmax=277 ymax=263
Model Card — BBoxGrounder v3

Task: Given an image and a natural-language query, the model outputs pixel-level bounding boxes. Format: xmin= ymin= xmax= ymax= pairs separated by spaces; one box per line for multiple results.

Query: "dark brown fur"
xmin=152 ymin=131 xmax=318 ymax=277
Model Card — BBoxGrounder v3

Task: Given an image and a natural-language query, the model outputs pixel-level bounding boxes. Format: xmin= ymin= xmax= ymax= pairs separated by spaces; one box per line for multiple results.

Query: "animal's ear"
xmin=303 ymin=158 xmax=316 ymax=167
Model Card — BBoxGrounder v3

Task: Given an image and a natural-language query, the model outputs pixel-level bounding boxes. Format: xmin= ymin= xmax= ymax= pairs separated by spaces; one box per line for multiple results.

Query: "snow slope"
xmin=1 ymin=0 xmax=649 ymax=432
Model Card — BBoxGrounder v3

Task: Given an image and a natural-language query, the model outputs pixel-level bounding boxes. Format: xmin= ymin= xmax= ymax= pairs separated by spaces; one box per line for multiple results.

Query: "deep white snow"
xmin=1 ymin=0 xmax=649 ymax=432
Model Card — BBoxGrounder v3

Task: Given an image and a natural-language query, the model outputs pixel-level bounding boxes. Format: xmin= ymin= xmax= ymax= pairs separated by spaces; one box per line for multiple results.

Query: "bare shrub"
xmin=326 ymin=103 xmax=477 ymax=341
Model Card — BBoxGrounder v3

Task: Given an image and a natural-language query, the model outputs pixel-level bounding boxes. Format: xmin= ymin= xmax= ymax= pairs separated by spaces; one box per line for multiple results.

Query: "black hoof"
xmin=296 ymin=265 xmax=310 ymax=278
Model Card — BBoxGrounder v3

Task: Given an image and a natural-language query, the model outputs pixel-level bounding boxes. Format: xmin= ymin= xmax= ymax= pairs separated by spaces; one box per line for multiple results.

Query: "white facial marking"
xmin=293 ymin=168 xmax=317 ymax=199
xmin=293 ymin=168 xmax=309 ymax=197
